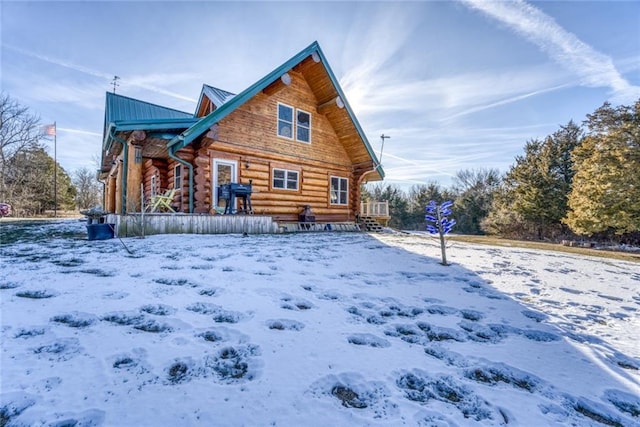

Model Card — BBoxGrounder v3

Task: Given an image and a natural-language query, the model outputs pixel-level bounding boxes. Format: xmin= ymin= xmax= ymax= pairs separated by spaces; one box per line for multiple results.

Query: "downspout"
xmin=168 ymin=144 xmax=194 ymax=213
xmin=109 ymin=126 xmax=129 ymax=214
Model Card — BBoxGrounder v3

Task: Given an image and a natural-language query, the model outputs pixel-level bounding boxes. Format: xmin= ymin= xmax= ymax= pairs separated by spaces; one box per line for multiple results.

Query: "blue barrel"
xmin=87 ymin=223 xmax=115 ymax=240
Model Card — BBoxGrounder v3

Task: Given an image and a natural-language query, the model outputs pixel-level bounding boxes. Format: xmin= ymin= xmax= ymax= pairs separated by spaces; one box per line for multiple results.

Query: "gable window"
xmin=296 ymin=109 xmax=311 ymax=143
xmin=277 ymin=103 xmax=311 ymax=143
xmin=278 ymin=103 xmax=293 ymax=139
xmin=330 ymin=176 xmax=348 ymax=205
xmin=134 ymin=145 xmax=143 ymax=164
xmin=273 ymin=168 xmax=299 ymax=191
xmin=174 ymin=164 xmax=182 ymax=190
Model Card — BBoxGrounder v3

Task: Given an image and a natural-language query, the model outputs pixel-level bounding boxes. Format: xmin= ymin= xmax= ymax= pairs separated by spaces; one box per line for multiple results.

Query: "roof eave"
xmin=169 ymin=42 xmax=323 ymax=152
xmin=168 ymin=41 xmax=385 ymax=179
xmin=103 ymin=118 xmax=199 ymax=155
xmin=312 ymin=47 xmax=384 ymax=179
xmin=113 ymin=118 xmax=199 ymax=132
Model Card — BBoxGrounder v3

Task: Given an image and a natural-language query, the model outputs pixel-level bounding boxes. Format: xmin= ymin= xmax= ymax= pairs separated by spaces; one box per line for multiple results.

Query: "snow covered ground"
xmin=1 ymin=220 xmax=639 ymax=426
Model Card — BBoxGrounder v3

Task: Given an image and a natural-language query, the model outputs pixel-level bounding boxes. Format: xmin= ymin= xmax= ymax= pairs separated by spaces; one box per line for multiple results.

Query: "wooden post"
xmin=127 ymin=143 xmax=143 ymax=212
xmin=106 ymin=175 xmax=116 ymax=212
xmin=115 ymin=162 xmax=123 ymax=214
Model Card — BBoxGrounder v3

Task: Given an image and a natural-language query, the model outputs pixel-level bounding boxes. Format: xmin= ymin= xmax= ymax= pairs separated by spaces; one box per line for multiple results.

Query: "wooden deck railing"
xmin=360 ymin=200 xmax=389 ymax=218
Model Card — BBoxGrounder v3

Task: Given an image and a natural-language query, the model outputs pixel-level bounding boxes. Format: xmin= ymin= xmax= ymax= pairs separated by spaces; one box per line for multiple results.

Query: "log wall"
xmin=111 ymin=66 xmax=375 ymax=220
xmin=199 ymin=71 xmax=362 ymax=221
xmin=142 ymin=159 xmax=168 ymax=203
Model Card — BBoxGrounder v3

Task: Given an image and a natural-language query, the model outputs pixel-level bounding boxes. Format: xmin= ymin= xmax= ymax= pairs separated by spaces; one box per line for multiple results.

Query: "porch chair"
xmin=149 ymin=189 xmax=176 ymax=213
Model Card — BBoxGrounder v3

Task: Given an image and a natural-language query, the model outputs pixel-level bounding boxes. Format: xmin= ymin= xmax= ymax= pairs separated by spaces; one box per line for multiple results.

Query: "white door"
xmin=212 ymin=159 xmax=237 ymax=210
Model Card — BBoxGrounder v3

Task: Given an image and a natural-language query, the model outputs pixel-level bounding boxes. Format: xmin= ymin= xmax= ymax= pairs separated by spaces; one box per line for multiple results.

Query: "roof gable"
xmin=168 ymin=41 xmax=383 ymax=179
xmin=105 ymin=92 xmax=193 ymax=124
xmin=195 ymin=85 xmax=236 ymax=117
xmin=102 ymin=92 xmax=198 ymax=157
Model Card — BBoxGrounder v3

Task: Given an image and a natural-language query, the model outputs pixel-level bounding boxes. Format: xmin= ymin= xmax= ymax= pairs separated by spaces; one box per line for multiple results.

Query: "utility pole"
xmin=42 ymin=123 xmax=57 ymax=217
xmin=379 ymin=134 xmax=390 ymax=164
xmin=112 ymin=76 xmax=120 ymax=93
xmin=53 ymin=122 xmax=57 ymax=218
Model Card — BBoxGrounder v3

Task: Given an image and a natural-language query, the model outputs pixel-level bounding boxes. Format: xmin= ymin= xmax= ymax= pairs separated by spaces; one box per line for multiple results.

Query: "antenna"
xmin=379 ymin=134 xmax=390 ymax=164
xmin=111 ymin=76 xmax=120 ymax=93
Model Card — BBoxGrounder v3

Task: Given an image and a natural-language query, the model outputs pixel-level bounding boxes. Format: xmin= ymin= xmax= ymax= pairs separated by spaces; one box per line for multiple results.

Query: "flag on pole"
xmin=42 ymin=123 xmax=56 ymax=136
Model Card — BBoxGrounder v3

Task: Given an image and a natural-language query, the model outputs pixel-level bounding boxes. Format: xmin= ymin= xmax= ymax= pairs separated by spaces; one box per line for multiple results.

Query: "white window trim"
xmin=330 ymin=176 xmax=349 ymax=206
xmin=277 ymin=103 xmax=312 ymax=143
xmin=272 ymin=168 xmax=299 ymax=191
xmin=277 ymin=103 xmax=294 ymax=140
xmin=212 ymin=159 xmax=238 ymax=210
xmin=296 ymin=108 xmax=312 ymax=144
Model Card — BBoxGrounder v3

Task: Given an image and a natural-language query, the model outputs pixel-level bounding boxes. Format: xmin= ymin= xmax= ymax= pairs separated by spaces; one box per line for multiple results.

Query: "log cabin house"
xmin=99 ymin=41 xmax=387 ymax=233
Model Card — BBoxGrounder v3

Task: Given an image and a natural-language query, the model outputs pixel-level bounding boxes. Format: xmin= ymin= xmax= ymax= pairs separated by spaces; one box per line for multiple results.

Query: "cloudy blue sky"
xmin=2 ymin=1 xmax=639 ymax=188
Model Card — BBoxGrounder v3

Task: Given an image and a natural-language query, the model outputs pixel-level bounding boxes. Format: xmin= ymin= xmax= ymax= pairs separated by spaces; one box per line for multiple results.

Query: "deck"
xmin=105 ymin=200 xmax=389 ymax=237
xmin=106 ymin=213 xmax=362 ymax=237
xmin=107 ymin=213 xmax=279 ymax=237
xmin=359 ymin=201 xmax=390 ymax=231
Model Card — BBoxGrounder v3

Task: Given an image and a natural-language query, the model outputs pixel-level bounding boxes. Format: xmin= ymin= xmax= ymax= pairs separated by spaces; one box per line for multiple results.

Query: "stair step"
xmin=358 ymin=216 xmax=385 ymax=232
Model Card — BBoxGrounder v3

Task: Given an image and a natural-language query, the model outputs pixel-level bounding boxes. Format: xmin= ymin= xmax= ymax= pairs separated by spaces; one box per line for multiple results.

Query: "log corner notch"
xmin=262 ymin=73 xmax=292 ymax=96
xmin=317 ymin=96 xmax=345 ymax=115
xmin=132 ymin=130 xmax=146 ymax=142
xmin=206 ymin=124 xmax=219 ymax=140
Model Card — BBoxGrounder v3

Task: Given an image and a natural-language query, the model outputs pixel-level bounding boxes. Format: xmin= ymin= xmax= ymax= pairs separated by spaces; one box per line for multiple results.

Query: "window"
xmin=330 ymin=176 xmax=348 ymax=205
xmin=277 ymin=103 xmax=311 ymax=143
xmin=273 ymin=168 xmax=299 ymax=191
xmin=277 ymin=104 xmax=293 ymax=139
xmin=174 ymin=164 xmax=182 ymax=190
xmin=296 ymin=109 xmax=311 ymax=143
xmin=134 ymin=146 xmax=142 ymax=164
xmin=150 ymin=175 xmax=157 ymax=197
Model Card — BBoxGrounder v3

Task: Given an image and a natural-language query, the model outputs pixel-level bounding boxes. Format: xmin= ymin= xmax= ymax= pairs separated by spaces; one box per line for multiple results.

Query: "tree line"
xmin=363 ymin=99 xmax=640 ymax=244
xmin=0 ymin=93 xmax=102 ymax=216
xmin=2 ymin=91 xmax=638 ymax=242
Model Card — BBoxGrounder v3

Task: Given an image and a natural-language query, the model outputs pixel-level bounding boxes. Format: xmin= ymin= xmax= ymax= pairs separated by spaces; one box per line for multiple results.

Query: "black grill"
xmin=219 ymin=182 xmax=253 ymax=214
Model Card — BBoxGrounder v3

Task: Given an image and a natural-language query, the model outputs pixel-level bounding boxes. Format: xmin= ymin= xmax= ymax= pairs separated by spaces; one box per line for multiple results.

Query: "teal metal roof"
xmin=102 ymin=92 xmax=199 ymax=152
xmin=105 ymin=92 xmax=194 ymax=124
xmin=167 ymin=41 xmax=383 ymax=178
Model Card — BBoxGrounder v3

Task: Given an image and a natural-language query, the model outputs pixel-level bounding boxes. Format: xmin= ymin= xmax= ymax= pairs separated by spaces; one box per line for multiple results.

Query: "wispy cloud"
xmin=347 ymin=65 xmax=571 ymax=120
xmin=57 ymin=127 xmax=102 ymax=137
xmin=336 ymin=3 xmax=575 ymax=125
xmin=4 ymin=44 xmax=112 ymax=80
xmin=460 ymin=0 xmax=640 ymax=103
xmin=440 ymin=82 xmax=572 ymax=121
xmin=120 ymin=73 xmax=198 ymax=104
xmin=3 ymin=44 xmax=197 ymax=103
xmin=25 ymin=82 xmax=105 ymax=110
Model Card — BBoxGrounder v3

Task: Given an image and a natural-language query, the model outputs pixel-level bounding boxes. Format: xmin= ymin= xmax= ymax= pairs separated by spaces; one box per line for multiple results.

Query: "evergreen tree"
xmin=407 ymin=182 xmax=452 ymax=230
xmin=481 ymin=184 xmax=529 ymax=237
xmin=452 ymin=168 xmax=500 ymax=235
xmin=564 ymin=101 xmax=640 ymax=236
xmin=7 ymin=147 xmax=76 ymax=214
xmin=485 ymin=121 xmax=581 ymax=239
xmin=499 ymin=138 xmax=550 ymax=238
xmin=542 ymin=121 xmax=582 ymax=228
xmin=365 ymin=183 xmax=410 ymax=229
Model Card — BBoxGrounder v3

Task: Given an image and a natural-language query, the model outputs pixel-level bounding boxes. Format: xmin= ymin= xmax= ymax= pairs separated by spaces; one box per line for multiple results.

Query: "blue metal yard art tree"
xmin=425 ymin=200 xmax=456 ymax=266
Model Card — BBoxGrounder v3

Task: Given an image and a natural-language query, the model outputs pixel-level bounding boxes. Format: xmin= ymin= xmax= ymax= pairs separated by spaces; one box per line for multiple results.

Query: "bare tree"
xmin=0 ymin=93 xmax=43 ymax=203
xmin=73 ymin=167 xmax=102 ymax=209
